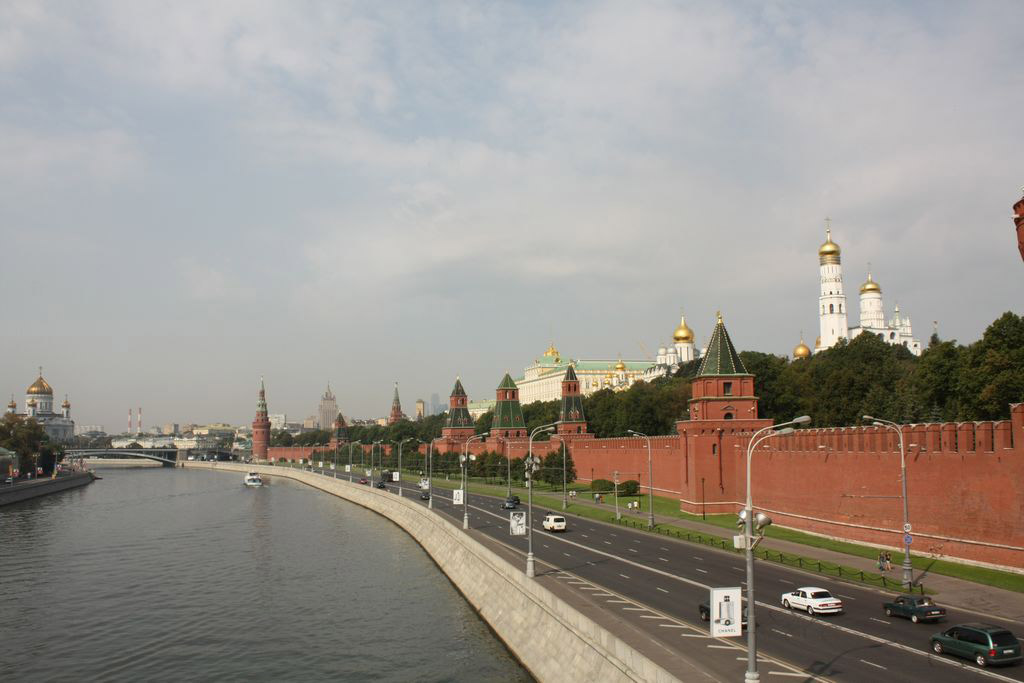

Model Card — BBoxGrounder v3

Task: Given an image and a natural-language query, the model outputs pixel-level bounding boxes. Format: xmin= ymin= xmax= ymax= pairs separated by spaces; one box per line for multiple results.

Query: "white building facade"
xmin=7 ymin=371 xmax=75 ymax=442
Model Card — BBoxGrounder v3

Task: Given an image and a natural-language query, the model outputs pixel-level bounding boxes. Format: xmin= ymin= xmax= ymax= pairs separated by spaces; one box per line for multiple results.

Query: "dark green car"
xmin=931 ymin=623 xmax=1021 ymax=667
xmin=882 ymin=594 xmax=946 ymax=623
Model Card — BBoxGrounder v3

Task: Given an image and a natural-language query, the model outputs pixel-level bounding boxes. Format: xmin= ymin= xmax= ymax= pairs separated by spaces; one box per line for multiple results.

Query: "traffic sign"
xmin=904 ymin=534 xmax=913 ymax=546
xmin=903 ymin=523 xmax=912 ymax=533
xmin=453 ymin=489 xmax=464 ymax=505
xmin=509 ymin=511 xmax=526 ymax=536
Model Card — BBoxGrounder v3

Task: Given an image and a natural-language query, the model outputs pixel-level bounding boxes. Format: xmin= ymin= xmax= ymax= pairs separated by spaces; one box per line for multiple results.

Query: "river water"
xmin=0 ymin=467 xmax=530 ymax=682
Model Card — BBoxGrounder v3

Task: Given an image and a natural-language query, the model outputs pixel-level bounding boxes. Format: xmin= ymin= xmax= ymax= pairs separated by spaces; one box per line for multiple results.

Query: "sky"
xmin=1 ymin=1 xmax=1022 ymax=431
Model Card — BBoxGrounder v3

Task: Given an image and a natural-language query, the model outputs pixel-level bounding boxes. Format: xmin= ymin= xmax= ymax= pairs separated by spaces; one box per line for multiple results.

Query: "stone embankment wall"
xmin=187 ymin=461 xmax=677 ymax=683
xmin=0 ymin=471 xmax=95 ymax=507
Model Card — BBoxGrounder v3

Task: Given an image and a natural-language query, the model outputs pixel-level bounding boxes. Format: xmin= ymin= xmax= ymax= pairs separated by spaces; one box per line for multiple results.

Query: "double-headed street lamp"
xmin=427 ymin=437 xmax=441 ymax=509
xmin=393 ymin=437 xmax=416 ymax=497
xmin=526 ymin=423 xmax=556 ymax=578
xmin=743 ymin=415 xmax=810 ymax=683
xmin=627 ymin=429 xmax=655 ymax=529
xmin=371 ymin=439 xmax=382 ymax=487
xmin=864 ymin=414 xmax=914 ymax=589
xmin=462 ymin=432 xmax=488 ymax=529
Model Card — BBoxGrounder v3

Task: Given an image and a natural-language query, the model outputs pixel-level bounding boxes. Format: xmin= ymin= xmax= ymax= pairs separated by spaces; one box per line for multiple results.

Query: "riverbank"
xmin=83 ymin=458 xmax=163 ymax=468
xmin=0 ymin=471 xmax=96 ymax=507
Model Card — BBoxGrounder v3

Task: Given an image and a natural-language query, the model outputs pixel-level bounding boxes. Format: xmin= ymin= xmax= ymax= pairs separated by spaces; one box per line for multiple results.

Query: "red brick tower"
xmin=556 ymin=364 xmax=591 ymax=438
xmin=687 ymin=312 xmax=759 ymax=421
xmin=1014 ymin=188 xmax=1024 ymax=263
xmin=491 ymin=373 xmax=526 ymax=439
xmin=252 ymin=377 xmax=271 ymax=461
xmin=441 ymin=377 xmax=476 ymax=442
xmin=387 ymin=382 xmax=405 ymax=425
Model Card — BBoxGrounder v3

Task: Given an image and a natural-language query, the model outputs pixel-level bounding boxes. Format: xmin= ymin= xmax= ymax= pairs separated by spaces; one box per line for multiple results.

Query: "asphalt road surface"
xmin=319 ymin=467 xmax=1024 ymax=682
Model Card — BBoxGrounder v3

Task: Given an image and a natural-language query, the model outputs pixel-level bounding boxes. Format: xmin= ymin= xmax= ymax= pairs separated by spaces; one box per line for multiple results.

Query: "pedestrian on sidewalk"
xmin=877 ymin=551 xmax=885 ymax=572
xmin=884 ymin=551 xmax=892 ymax=571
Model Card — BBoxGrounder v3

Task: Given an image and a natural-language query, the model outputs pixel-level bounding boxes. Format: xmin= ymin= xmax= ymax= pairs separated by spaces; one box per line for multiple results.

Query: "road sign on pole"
xmin=904 ymin=534 xmax=913 ymax=546
xmin=453 ymin=489 xmax=464 ymax=505
xmin=709 ymin=587 xmax=743 ymax=637
xmin=510 ymin=511 xmax=526 ymax=536
xmin=903 ymin=523 xmax=912 ymax=533
xmin=345 ymin=464 xmax=351 ymax=473
xmin=392 ymin=471 xmax=399 ymax=482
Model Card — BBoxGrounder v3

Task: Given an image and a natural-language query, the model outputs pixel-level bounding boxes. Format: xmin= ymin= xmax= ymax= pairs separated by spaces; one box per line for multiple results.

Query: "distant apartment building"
xmin=268 ymin=414 xmax=287 ymax=431
xmin=317 ymin=384 xmax=338 ymax=430
xmin=161 ymin=423 xmax=179 ymax=435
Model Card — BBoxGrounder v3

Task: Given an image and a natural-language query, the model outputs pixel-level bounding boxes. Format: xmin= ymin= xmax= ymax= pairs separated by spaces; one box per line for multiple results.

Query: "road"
xmin=317 ymin=466 xmax=1024 ymax=682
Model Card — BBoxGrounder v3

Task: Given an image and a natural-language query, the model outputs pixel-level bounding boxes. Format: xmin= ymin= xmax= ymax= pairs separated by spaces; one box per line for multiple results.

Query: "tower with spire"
xmin=491 ymin=373 xmax=526 ymax=439
xmin=442 ymin=377 xmax=476 ymax=442
xmin=688 ymin=313 xmax=759 ymax=421
xmin=252 ymin=377 xmax=271 ymax=460
xmin=556 ymin=364 xmax=591 ymax=438
xmin=317 ymin=383 xmax=338 ymax=431
xmin=388 ymin=382 xmax=406 ymax=425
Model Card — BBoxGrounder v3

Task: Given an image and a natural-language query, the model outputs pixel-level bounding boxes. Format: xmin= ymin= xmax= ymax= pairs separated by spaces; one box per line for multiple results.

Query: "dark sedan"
xmin=883 ymin=594 xmax=946 ymax=623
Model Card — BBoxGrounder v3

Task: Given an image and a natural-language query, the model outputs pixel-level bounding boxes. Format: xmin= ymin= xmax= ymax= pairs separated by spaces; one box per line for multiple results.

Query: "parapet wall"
xmin=186 ymin=462 xmax=677 ymax=683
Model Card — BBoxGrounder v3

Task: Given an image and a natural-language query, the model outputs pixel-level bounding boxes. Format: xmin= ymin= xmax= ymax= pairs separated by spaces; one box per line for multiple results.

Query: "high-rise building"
xmin=415 ymin=399 xmax=425 ymax=420
xmin=429 ymin=392 xmax=441 ymax=416
xmin=317 ymin=384 xmax=337 ymax=430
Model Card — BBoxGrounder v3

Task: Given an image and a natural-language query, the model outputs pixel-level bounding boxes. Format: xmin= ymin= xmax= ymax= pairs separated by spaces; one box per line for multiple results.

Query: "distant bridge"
xmin=67 ymin=448 xmax=241 ymax=468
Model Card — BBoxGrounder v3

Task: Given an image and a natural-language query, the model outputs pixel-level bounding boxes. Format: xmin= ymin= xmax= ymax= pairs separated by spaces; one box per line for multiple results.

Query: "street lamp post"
xmin=427 ymin=438 xmax=440 ymax=509
xmin=526 ymin=423 xmax=556 ymax=578
xmin=743 ymin=415 xmax=810 ymax=682
xmin=627 ymin=429 xmax=654 ymax=529
xmin=864 ymin=415 xmax=913 ymax=589
xmin=462 ymin=433 xmax=488 ymax=530
xmin=371 ymin=440 xmax=382 ymax=487
xmin=551 ymin=434 xmax=568 ymax=510
xmin=394 ymin=437 xmax=415 ymax=497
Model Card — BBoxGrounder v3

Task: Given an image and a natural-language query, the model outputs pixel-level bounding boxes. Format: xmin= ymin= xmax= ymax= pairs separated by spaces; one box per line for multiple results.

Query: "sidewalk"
xmin=561 ymin=494 xmax=1024 ymax=623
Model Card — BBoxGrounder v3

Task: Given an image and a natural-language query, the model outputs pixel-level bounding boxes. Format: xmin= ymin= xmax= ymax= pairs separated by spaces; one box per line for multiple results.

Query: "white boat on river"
xmin=243 ymin=472 xmax=263 ymax=487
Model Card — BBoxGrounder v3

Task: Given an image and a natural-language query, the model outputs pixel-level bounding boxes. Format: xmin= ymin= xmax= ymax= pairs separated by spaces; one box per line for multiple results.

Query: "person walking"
xmin=884 ymin=551 xmax=892 ymax=572
xmin=877 ymin=551 xmax=886 ymax=572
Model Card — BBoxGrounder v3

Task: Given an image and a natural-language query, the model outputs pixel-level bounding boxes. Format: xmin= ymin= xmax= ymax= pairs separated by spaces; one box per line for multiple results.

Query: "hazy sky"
xmin=2 ymin=1 xmax=1022 ymax=431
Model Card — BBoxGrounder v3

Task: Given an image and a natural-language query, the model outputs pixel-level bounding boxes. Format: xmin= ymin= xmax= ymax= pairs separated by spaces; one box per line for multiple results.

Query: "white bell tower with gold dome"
xmin=858 ymin=271 xmax=885 ymax=330
xmin=817 ymin=219 xmax=849 ymax=352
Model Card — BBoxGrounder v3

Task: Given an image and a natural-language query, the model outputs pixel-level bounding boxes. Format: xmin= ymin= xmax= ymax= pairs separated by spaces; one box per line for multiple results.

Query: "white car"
xmin=781 ymin=587 xmax=843 ymax=615
xmin=542 ymin=513 xmax=567 ymax=532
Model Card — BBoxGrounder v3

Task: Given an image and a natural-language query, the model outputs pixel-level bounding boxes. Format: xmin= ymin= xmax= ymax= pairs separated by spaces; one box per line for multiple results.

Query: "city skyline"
xmin=2 ymin=2 xmax=1022 ymax=429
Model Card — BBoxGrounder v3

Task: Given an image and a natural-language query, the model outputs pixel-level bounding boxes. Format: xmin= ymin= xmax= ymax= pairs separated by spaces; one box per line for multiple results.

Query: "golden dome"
xmin=814 ymin=336 xmax=822 ymax=349
xmin=27 ymin=374 xmax=53 ymax=396
xmin=860 ymin=272 xmax=881 ymax=295
xmin=7 ymin=397 xmax=15 ymax=409
xmin=62 ymin=397 xmax=71 ymax=408
xmin=793 ymin=337 xmax=811 ymax=359
xmin=615 ymin=358 xmax=626 ymax=372
xmin=672 ymin=315 xmax=694 ymax=343
xmin=27 ymin=398 xmax=37 ymax=407
xmin=818 ymin=223 xmax=841 ymax=265
xmin=543 ymin=343 xmax=558 ymax=357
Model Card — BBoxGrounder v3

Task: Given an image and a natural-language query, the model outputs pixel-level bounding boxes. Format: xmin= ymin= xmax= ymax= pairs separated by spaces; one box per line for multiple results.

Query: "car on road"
xmin=375 ymin=481 xmax=387 ymax=489
xmin=931 ymin=624 xmax=1021 ymax=668
xmin=419 ymin=490 xmax=430 ymax=501
xmin=781 ymin=587 xmax=843 ymax=615
xmin=500 ymin=497 xmax=519 ymax=510
xmin=699 ymin=602 xmax=748 ymax=629
xmin=542 ymin=513 xmax=566 ymax=532
xmin=883 ymin=594 xmax=946 ymax=623
xmin=358 ymin=477 xmax=369 ymax=485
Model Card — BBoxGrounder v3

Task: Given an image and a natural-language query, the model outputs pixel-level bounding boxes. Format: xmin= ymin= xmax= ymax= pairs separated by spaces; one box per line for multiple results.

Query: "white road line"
xmin=542 ymin=544 xmax=549 ymax=548
xmin=656 ymin=587 xmax=669 ymax=593
xmin=606 ymin=599 xmax=630 ymax=603
xmin=568 ymin=581 xmax=588 ymax=585
xmin=731 ymin=566 xmax=744 ymax=572
xmin=692 ymin=556 xmax=704 ymax=561
xmin=658 ymin=624 xmax=687 ymax=629
xmin=859 ymin=660 xmax=886 ymax=670
xmin=603 ymin=541 xmax=612 ymax=545
xmin=870 ymin=617 xmax=890 ymax=625
xmin=707 ymin=644 xmax=734 ymax=649
xmin=695 ymin=568 xmax=708 ymax=574
xmin=779 ymin=579 xmax=794 ymax=584
xmin=680 ymin=633 xmax=709 ymax=638
xmin=631 ymin=539 xmax=641 ymax=544
xmin=838 ymin=594 xmax=856 ymax=600
xmin=578 ymin=587 xmax=602 ymax=591
xmin=640 ymin=615 xmax=668 ymax=620
xmin=658 ymin=557 xmax=669 ymax=562
xmin=628 ymin=548 xmax=638 ymax=553
xmin=619 ymin=573 xmax=631 ymax=579
xmin=660 ymin=547 xmax=669 ymax=551
xmin=623 ymin=607 xmax=648 ymax=612
xmin=563 ymin=552 xmax=571 ymax=557
xmin=580 ymin=534 xmax=589 ymax=538
xmin=767 ymin=673 xmax=813 ymax=678
xmin=592 ymin=593 xmax=613 ymax=597
xmin=771 ymin=629 xmax=792 ymax=637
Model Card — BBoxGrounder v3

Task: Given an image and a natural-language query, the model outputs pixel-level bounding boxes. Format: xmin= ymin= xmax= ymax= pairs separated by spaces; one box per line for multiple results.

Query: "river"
xmin=0 ymin=467 xmax=531 ymax=682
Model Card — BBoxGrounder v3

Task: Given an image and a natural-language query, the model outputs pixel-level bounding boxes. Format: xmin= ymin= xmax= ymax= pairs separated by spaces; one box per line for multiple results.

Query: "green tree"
xmin=956 ymin=312 xmax=1024 ymax=420
xmin=0 ymin=414 xmax=47 ymax=473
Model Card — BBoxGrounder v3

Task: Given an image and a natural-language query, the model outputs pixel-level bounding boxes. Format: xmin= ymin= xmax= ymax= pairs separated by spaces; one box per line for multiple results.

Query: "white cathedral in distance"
xmin=794 ymin=221 xmax=921 ymax=359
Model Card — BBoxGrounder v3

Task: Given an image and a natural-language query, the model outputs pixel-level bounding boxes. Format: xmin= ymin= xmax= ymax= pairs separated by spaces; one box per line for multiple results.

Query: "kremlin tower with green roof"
xmin=491 ymin=373 xmax=526 ymax=439
xmin=687 ymin=313 xmax=760 ymax=422
xmin=441 ymin=377 xmax=476 ymax=442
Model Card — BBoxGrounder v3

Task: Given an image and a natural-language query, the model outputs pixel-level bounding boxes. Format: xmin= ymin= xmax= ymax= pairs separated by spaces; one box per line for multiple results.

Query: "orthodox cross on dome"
xmin=38 ymin=366 xmax=43 ymax=378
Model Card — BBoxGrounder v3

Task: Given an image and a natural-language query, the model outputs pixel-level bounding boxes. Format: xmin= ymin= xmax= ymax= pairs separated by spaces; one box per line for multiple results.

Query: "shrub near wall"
xmin=619 ymin=480 xmax=639 ymax=497
xmin=591 ymin=479 xmax=613 ymax=492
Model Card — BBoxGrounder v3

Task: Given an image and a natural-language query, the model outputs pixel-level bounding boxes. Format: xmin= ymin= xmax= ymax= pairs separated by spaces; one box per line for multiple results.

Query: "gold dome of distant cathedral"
xmin=27 ymin=372 xmax=53 ymax=396
xmin=672 ymin=316 xmax=694 ymax=343
xmin=818 ymin=221 xmax=841 ymax=265
xmin=860 ymin=272 xmax=881 ymax=295
xmin=793 ymin=336 xmax=811 ymax=359
xmin=614 ymin=358 xmax=626 ymax=372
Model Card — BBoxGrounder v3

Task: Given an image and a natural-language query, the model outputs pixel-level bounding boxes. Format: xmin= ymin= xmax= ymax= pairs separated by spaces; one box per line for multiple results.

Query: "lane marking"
xmin=660 ymin=547 xmax=669 ymax=551
xmin=628 ymin=548 xmax=638 ymax=553
xmin=768 ymin=673 xmax=814 ymax=678
xmin=656 ymin=587 xmax=669 ymax=593
xmin=731 ymin=567 xmax=744 ymax=572
xmin=771 ymin=629 xmax=792 ymax=637
xmin=693 ymin=556 xmax=704 ymax=561
xmin=580 ymin=534 xmax=589 ymax=538
xmin=838 ymin=594 xmax=856 ymax=600
xmin=619 ymin=573 xmax=631 ymax=579
xmin=658 ymin=624 xmax=687 ymax=629
xmin=578 ymin=587 xmax=601 ymax=591
xmin=779 ymin=579 xmax=795 ymax=584
xmin=603 ymin=541 xmax=612 ymax=545
xmin=707 ymin=644 xmax=734 ymax=649
xmin=870 ymin=617 xmax=890 ymax=625
xmin=658 ymin=557 xmax=669 ymax=562
xmin=631 ymin=539 xmax=641 ymax=544
xmin=680 ymin=633 xmax=709 ymax=638
xmin=859 ymin=660 xmax=886 ymax=670
xmin=563 ymin=552 xmax=572 ymax=557
xmin=606 ymin=599 xmax=630 ymax=604
xmin=640 ymin=615 xmax=668 ymax=620
xmin=695 ymin=568 xmax=708 ymax=574
xmin=623 ymin=607 xmax=648 ymax=612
